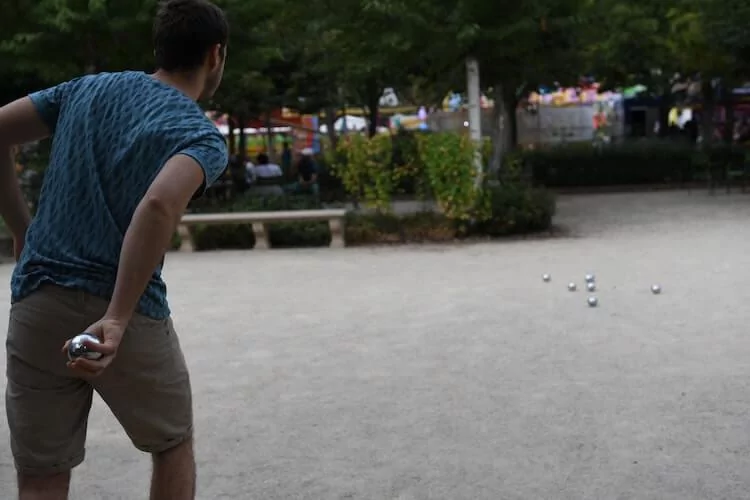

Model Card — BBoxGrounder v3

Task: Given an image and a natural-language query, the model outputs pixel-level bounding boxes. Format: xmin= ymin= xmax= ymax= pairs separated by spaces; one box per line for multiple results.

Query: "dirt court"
xmin=2 ymin=190 xmax=750 ymax=499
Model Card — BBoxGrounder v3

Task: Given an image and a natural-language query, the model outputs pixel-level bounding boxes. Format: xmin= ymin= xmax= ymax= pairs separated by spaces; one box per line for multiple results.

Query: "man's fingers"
xmin=82 ymin=339 xmax=116 ymax=355
xmin=61 ymin=340 xmax=71 ymax=354
xmin=67 ymin=357 xmax=110 ymax=377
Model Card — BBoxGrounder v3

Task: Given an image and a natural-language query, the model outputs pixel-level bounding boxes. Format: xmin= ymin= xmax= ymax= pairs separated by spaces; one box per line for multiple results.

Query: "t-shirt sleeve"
xmin=178 ymin=130 xmax=229 ymax=195
xmin=28 ymin=80 xmax=76 ymax=133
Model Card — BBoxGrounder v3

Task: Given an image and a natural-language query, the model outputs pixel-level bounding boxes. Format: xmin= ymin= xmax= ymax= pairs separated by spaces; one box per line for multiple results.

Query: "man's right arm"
xmin=105 ymin=136 xmax=228 ymax=324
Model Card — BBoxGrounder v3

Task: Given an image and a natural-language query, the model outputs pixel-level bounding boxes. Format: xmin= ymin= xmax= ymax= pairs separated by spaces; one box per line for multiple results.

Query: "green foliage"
xmin=330 ymin=134 xmax=394 ymax=212
xmin=329 ymin=132 xmax=486 ymax=220
xmin=477 ymin=184 xmax=556 ymax=237
xmin=417 ymin=133 xmax=487 ymax=221
xmin=391 ymin=129 xmax=430 ymax=199
xmin=0 ymin=0 xmax=156 ymax=79
xmin=346 ymin=212 xmax=458 ymax=245
xmin=581 ymin=0 xmax=749 ymax=88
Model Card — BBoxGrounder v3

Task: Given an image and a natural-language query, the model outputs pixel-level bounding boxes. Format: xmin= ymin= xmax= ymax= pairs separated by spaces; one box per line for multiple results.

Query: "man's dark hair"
xmin=153 ymin=0 xmax=229 ymax=72
xmin=256 ymin=153 xmax=269 ymax=165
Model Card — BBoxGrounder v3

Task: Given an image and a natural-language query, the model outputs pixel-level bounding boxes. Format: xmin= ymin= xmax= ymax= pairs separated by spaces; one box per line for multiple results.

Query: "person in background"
xmin=242 ymin=155 xmax=254 ymax=186
xmin=248 ymin=152 xmax=284 ymax=197
xmin=252 ymin=152 xmax=283 ymax=180
xmin=291 ymin=147 xmax=319 ymax=196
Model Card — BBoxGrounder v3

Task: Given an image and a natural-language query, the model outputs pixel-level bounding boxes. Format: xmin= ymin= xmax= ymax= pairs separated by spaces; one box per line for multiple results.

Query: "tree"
xmin=582 ymin=0 xmax=750 ymax=144
xmin=0 ymin=0 xmax=155 ymax=81
xmin=273 ymin=0 xmax=432 ymax=138
xmin=367 ymin=0 xmax=587 ymax=171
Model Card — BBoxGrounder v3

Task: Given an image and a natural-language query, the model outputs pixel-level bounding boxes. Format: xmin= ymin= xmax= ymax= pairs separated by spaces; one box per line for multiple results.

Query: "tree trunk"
xmin=489 ymin=84 xmax=512 ymax=176
xmin=504 ymin=86 xmax=519 ymax=151
xmin=657 ymin=89 xmax=671 ymax=138
xmin=701 ymin=80 xmax=715 ymax=146
xmin=238 ymin=114 xmax=247 ymax=163
xmin=227 ymin=116 xmax=238 ymax=155
xmin=365 ymin=79 xmax=381 ymax=138
xmin=723 ymin=82 xmax=735 ymax=144
xmin=264 ymin=112 xmax=276 ymax=162
xmin=324 ymin=107 xmax=338 ymax=150
xmin=230 ymin=114 xmax=249 ymax=195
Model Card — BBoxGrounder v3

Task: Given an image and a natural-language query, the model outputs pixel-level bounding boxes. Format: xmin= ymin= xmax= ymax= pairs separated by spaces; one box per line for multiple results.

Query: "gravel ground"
xmin=2 ymin=190 xmax=750 ymax=499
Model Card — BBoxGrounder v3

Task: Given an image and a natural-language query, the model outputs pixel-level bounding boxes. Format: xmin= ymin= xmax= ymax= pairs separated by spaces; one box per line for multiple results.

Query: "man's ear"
xmin=209 ymin=44 xmax=224 ymax=71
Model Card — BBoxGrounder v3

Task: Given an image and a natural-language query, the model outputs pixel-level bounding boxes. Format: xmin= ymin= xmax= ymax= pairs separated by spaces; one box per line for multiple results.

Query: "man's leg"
xmin=92 ymin=315 xmax=195 ymax=500
xmin=6 ymin=286 xmax=96 ymax=500
xmin=17 ymin=473 xmax=70 ymax=500
xmin=151 ymin=438 xmax=196 ymax=500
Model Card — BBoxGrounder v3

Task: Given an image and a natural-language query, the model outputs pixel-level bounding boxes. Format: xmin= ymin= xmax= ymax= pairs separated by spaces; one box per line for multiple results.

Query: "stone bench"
xmin=177 ymin=209 xmax=347 ymax=251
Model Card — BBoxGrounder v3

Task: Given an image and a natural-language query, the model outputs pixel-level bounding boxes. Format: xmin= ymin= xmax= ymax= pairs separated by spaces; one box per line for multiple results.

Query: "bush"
xmin=345 ymin=211 xmax=458 ymax=245
xmin=477 ymin=184 xmax=556 ymax=237
xmin=519 ymin=141 xmax=706 ymax=187
xmin=314 ymin=154 xmax=347 ymax=203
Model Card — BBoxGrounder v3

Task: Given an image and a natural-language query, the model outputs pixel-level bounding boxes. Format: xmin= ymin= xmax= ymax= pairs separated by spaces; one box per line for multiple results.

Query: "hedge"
xmin=518 ymin=141 xmax=747 ymax=188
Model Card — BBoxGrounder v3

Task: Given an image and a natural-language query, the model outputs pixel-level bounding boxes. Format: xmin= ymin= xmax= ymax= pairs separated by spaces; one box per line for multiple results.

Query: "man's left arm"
xmin=0 ymin=97 xmax=53 ymax=244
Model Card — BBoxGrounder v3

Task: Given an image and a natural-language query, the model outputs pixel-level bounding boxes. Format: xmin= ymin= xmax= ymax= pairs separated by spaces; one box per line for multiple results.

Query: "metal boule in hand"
xmin=67 ymin=333 xmax=103 ymax=361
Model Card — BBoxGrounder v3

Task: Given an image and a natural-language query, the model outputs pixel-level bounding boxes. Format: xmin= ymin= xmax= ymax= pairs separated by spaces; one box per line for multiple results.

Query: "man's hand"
xmin=63 ymin=317 xmax=127 ymax=378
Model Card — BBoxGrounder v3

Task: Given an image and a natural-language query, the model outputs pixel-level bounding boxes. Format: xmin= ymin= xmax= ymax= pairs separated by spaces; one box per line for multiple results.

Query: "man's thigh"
xmin=92 ymin=315 xmax=193 ymax=454
xmin=6 ymin=286 xmax=97 ymax=476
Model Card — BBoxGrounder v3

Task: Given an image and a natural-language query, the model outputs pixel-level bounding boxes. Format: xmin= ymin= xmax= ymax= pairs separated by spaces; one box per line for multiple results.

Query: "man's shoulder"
xmin=69 ymin=71 xmax=145 ymax=90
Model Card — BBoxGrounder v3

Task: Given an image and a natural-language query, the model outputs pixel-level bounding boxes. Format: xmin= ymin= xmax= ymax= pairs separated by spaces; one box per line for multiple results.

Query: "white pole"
xmin=465 ymin=57 xmax=483 ymax=184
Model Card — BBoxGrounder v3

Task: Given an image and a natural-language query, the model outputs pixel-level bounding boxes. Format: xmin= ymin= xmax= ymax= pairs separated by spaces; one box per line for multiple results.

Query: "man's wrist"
xmin=103 ymin=306 xmax=133 ymax=324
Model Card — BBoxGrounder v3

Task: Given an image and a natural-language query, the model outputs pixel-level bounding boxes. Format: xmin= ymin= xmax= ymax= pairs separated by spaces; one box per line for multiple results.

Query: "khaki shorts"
xmin=6 ymin=285 xmax=193 ymax=476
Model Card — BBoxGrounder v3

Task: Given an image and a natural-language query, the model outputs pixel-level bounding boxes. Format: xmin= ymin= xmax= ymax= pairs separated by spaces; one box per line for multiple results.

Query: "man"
xmin=0 ymin=1 xmax=229 ymax=499
xmin=247 ymin=153 xmax=284 ymax=197
xmin=251 ymin=152 xmax=283 ymax=180
xmin=291 ymin=147 xmax=319 ymax=196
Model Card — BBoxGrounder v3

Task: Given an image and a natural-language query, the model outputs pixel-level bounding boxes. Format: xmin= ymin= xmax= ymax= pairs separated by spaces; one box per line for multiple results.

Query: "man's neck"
xmin=151 ymin=69 xmax=202 ymax=101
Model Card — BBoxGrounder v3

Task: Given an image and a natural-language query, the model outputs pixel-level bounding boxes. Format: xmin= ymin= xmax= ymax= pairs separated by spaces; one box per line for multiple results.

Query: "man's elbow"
xmin=137 ymin=195 xmax=181 ymax=224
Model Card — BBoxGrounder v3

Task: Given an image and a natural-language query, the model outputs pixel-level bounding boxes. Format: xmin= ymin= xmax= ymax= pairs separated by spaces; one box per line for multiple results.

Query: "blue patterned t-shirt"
xmin=11 ymin=71 xmax=228 ymax=319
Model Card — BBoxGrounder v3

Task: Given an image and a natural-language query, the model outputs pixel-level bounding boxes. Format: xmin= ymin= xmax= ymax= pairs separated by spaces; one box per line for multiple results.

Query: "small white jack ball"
xmin=651 ymin=284 xmax=661 ymax=294
xmin=568 ymin=282 xmax=577 ymax=291
xmin=587 ymin=282 xmax=596 ymax=292
xmin=585 ymin=274 xmax=595 ymax=283
xmin=542 ymin=274 xmax=551 ymax=282
xmin=587 ymin=296 xmax=598 ymax=307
